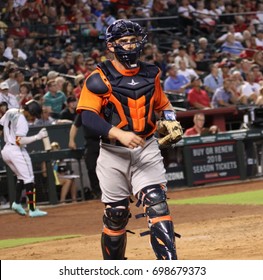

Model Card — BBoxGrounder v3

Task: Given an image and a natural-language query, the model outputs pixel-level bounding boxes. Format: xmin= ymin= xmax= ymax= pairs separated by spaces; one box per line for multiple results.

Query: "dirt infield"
xmin=0 ymin=180 xmax=263 ymax=260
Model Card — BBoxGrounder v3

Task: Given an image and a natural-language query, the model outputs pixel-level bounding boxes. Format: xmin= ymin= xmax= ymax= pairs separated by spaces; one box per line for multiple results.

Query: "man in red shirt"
xmin=187 ymin=76 xmax=211 ymax=109
xmin=184 ymin=113 xmax=218 ymax=136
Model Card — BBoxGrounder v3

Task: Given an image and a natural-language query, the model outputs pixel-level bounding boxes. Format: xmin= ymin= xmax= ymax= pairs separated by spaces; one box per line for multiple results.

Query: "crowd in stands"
xmin=0 ymin=0 xmax=263 ymax=129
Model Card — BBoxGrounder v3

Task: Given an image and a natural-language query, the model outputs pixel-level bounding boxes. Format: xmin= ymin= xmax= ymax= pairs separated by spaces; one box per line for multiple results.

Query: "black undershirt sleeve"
xmin=81 ymin=110 xmax=112 ymax=137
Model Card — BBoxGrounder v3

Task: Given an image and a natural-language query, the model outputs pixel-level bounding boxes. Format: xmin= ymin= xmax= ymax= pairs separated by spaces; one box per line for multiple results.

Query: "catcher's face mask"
xmin=106 ymin=19 xmax=147 ymax=69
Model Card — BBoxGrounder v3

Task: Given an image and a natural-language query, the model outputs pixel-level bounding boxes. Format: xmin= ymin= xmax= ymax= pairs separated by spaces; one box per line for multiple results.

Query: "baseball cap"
xmin=67 ymin=96 xmax=77 ymax=103
xmin=0 ymin=81 xmax=9 ymax=90
xmin=47 ymin=70 xmax=59 ymax=80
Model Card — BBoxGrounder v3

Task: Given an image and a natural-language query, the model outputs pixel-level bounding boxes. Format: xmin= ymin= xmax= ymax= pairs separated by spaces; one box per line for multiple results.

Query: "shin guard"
xmin=101 ymin=199 xmax=130 ymax=260
xmin=101 ymin=229 xmax=127 ymax=260
xmin=136 ymin=185 xmax=180 ymax=260
xmin=150 ymin=217 xmax=177 ymax=260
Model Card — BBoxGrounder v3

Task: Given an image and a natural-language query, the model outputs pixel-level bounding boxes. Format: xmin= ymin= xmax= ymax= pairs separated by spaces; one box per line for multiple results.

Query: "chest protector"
xmin=99 ymin=60 xmax=159 ymax=137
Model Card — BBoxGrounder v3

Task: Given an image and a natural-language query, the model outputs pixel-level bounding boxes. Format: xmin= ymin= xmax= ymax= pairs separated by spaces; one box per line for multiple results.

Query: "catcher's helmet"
xmin=24 ymin=99 xmax=42 ymax=119
xmin=105 ymin=20 xmax=147 ymax=69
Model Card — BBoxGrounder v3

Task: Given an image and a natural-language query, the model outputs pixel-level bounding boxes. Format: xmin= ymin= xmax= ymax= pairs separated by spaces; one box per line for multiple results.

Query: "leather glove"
xmin=157 ymin=120 xmax=183 ymax=146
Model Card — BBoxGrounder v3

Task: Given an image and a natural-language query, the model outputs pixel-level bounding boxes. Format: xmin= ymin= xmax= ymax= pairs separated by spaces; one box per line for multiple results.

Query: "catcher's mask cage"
xmin=24 ymin=99 xmax=42 ymax=119
xmin=105 ymin=19 xmax=147 ymax=69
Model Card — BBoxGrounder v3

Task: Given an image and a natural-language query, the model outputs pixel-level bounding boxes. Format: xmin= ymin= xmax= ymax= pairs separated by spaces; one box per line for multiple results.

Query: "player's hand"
xmin=36 ymin=128 xmax=48 ymax=140
xmin=68 ymin=140 xmax=77 ymax=150
xmin=119 ymin=131 xmax=145 ymax=149
xmin=109 ymin=127 xmax=145 ymax=149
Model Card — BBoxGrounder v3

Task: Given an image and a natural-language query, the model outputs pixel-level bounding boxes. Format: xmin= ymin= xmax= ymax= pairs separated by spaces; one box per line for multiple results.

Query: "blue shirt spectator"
xmin=163 ymin=64 xmax=189 ymax=93
xmin=211 ymin=79 xmax=238 ymax=108
xmin=221 ymin=33 xmax=244 ymax=56
xmin=203 ymin=64 xmax=224 ymax=97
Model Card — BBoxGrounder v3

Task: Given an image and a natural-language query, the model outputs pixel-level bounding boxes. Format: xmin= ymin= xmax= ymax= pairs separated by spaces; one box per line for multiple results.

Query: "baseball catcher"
xmin=77 ymin=19 xmax=181 ymax=260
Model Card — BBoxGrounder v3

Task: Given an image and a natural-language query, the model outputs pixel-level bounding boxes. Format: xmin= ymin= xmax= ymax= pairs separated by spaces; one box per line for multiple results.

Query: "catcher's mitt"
xmin=157 ymin=119 xmax=183 ymax=146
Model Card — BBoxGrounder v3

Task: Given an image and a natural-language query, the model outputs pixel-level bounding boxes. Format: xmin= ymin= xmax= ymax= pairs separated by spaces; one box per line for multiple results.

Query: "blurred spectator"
xmin=10 ymin=48 xmax=27 ymax=68
xmin=193 ymin=49 xmax=210 ymax=77
xmin=35 ymin=15 xmax=58 ymax=39
xmin=43 ymin=141 xmax=78 ymax=203
xmin=130 ymin=7 xmax=150 ymax=29
xmin=58 ymin=95 xmax=77 ymax=122
xmin=220 ymin=3 xmax=235 ymax=25
xmin=255 ymin=86 xmax=263 ymax=106
xmin=174 ymin=45 xmax=196 ymax=69
xmin=9 ymin=70 xmax=25 ymax=95
xmin=95 ymin=6 xmax=116 ymax=36
xmin=57 ymin=52 xmax=75 ymax=75
xmin=218 ymin=60 xmax=231 ymax=79
xmin=0 ymin=81 xmax=19 ymax=109
xmin=203 ymin=64 xmax=224 ymax=98
xmin=116 ymin=8 xmax=128 ymax=20
xmin=19 ymin=0 xmax=42 ymax=25
xmin=184 ymin=113 xmax=218 ymax=136
xmin=27 ymin=45 xmax=48 ymax=69
xmin=3 ymin=37 xmax=27 ymax=60
xmin=193 ymin=0 xmax=216 ymax=34
xmin=18 ymin=82 xmax=32 ymax=107
xmin=239 ymin=71 xmax=261 ymax=105
xmin=253 ymin=50 xmax=263 ymax=70
xmin=186 ymin=41 xmax=196 ymax=63
xmin=255 ymin=29 xmax=263 ymax=48
xmin=216 ymin=24 xmax=244 ymax=45
xmin=163 ymin=64 xmax=189 ymax=94
xmin=230 ymin=70 xmax=244 ymax=97
xmin=62 ymin=80 xmax=74 ymax=97
xmin=7 ymin=16 xmax=30 ymax=40
xmin=43 ymin=79 xmax=67 ymax=119
xmin=74 ymin=53 xmax=88 ymax=75
xmin=221 ymin=33 xmax=244 ymax=58
xmin=42 ymin=42 xmax=64 ymax=69
xmin=197 ymin=37 xmax=217 ymax=61
xmin=55 ymin=76 xmax=66 ymax=93
xmin=34 ymin=106 xmax=54 ymax=126
xmin=85 ymin=57 xmax=96 ymax=77
xmin=177 ymin=60 xmax=198 ymax=83
xmin=251 ymin=64 xmax=263 ymax=83
xmin=4 ymin=67 xmax=18 ymax=91
xmin=0 ymin=41 xmax=8 ymax=63
xmin=233 ymin=15 xmax=247 ymax=33
xmin=47 ymin=70 xmax=59 ymax=81
xmin=187 ymin=76 xmax=211 ymax=109
xmin=30 ymin=76 xmax=45 ymax=96
xmin=211 ymin=78 xmax=239 ymax=108
xmin=55 ymin=15 xmax=71 ymax=38
xmin=178 ymin=0 xmax=195 ymax=38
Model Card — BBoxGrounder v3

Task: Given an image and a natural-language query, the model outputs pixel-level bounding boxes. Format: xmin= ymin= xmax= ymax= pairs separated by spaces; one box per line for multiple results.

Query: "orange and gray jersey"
xmin=77 ymin=60 xmax=170 ymax=138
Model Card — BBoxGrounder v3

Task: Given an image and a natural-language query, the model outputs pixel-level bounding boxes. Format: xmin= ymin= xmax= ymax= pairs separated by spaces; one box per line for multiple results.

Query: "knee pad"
xmin=137 ymin=184 xmax=169 ymax=219
xmin=103 ymin=198 xmax=130 ymax=231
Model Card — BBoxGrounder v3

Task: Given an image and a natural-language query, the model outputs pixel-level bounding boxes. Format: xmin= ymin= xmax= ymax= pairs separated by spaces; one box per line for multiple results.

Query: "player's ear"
xmin=107 ymin=42 xmax=114 ymax=52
